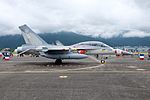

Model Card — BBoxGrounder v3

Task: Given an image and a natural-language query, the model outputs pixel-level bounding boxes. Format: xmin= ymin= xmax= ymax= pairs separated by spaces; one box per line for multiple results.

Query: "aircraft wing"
xmin=36 ymin=46 xmax=72 ymax=54
xmin=36 ymin=46 xmax=70 ymax=51
xmin=18 ymin=49 xmax=39 ymax=55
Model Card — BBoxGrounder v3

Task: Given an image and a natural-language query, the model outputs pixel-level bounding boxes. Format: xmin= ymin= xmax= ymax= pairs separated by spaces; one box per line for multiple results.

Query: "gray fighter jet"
xmin=16 ymin=24 xmax=87 ymax=64
xmin=71 ymin=41 xmax=133 ymax=56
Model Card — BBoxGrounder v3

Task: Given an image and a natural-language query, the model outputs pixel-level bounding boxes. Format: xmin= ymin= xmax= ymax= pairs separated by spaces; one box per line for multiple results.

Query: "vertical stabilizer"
xmin=19 ymin=24 xmax=48 ymax=46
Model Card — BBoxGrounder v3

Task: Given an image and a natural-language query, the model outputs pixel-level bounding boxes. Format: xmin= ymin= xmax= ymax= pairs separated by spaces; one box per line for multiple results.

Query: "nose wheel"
xmin=100 ymin=60 xmax=106 ymax=64
xmin=55 ymin=59 xmax=62 ymax=64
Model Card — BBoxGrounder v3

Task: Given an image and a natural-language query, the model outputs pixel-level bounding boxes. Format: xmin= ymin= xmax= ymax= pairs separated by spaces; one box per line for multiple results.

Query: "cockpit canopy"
xmin=77 ymin=41 xmax=109 ymax=48
xmin=73 ymin=41 xmax=114 ymax=51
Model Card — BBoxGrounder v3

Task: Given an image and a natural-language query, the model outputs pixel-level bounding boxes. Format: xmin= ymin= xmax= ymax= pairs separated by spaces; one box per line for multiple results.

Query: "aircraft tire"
xmin=100 ymin=60 xmax=106 ymax=64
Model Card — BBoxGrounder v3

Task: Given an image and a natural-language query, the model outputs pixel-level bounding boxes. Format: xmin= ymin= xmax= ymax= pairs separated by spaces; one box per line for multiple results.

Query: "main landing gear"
xmin=55 ymin=59 xmax=62 ymax=64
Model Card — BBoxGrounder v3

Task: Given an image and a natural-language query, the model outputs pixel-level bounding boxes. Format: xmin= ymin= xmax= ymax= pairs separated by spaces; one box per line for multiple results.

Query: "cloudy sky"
xmin=0 ymin=0 xmax=150 ymax=38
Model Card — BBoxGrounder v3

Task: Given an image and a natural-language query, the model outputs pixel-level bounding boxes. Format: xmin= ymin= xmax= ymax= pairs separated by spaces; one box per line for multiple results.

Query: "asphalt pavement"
xmin=0 ymin=56 xmax=150 ymax=100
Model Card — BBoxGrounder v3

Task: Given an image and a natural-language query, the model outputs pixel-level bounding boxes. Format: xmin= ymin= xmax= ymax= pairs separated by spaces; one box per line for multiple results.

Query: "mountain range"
xmin=0 ymin=32 xmax=150 ymax=48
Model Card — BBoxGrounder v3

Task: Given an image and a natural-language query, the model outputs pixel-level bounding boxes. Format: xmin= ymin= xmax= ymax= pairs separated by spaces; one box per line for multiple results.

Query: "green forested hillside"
xmin=0 ymin=32 xmax=150 ymax=48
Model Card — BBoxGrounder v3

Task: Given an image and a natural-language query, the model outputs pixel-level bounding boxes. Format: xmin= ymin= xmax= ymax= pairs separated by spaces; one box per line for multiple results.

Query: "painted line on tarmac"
xmin=59 ymin=76 xmax=68 ymax=78
xmin=0 ymin=64 xmax=105 ymax=74
xmin=136 ymin=69 xmax=145 ymax=71
xmin=0 ymin=70 xmax=149 ymax=74
xmin=25 ymin=70 xmax=50 ymax=73
xmin=126 ymin=66 xmax=138 ymax=68
xmin=62 ymin=64 xmax=105 ymax=71
xmin=0 ymin=64 xmax=148 ymax=74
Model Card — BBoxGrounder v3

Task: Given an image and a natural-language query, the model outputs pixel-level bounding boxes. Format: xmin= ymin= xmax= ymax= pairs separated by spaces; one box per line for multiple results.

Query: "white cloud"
xmin=123 ymin=30 xmax=150 ymax=38
xmin=0 ymin=0 xmax=150 ymax=38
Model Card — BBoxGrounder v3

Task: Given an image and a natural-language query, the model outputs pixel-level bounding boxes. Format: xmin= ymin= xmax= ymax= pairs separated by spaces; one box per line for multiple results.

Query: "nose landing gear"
xmin=100 ymin=60 xmax=106 ymax=64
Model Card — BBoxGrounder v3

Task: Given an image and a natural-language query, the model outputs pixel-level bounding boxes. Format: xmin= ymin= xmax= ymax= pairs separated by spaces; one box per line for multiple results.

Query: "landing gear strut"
xmin=55 ymin=59 xmax=62 ymax=64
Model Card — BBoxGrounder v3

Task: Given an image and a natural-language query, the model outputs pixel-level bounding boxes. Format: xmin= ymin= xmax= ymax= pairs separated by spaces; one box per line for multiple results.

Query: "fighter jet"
xmin=17 ymin=24 xmax=87 ymax=64
xmin=72 ymin=41 xmax=133 ymax=56
xmin=16 ymin=39 xmax=132 ymax=64
xmin=55 ymin=41 xmax=133 ymax=56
